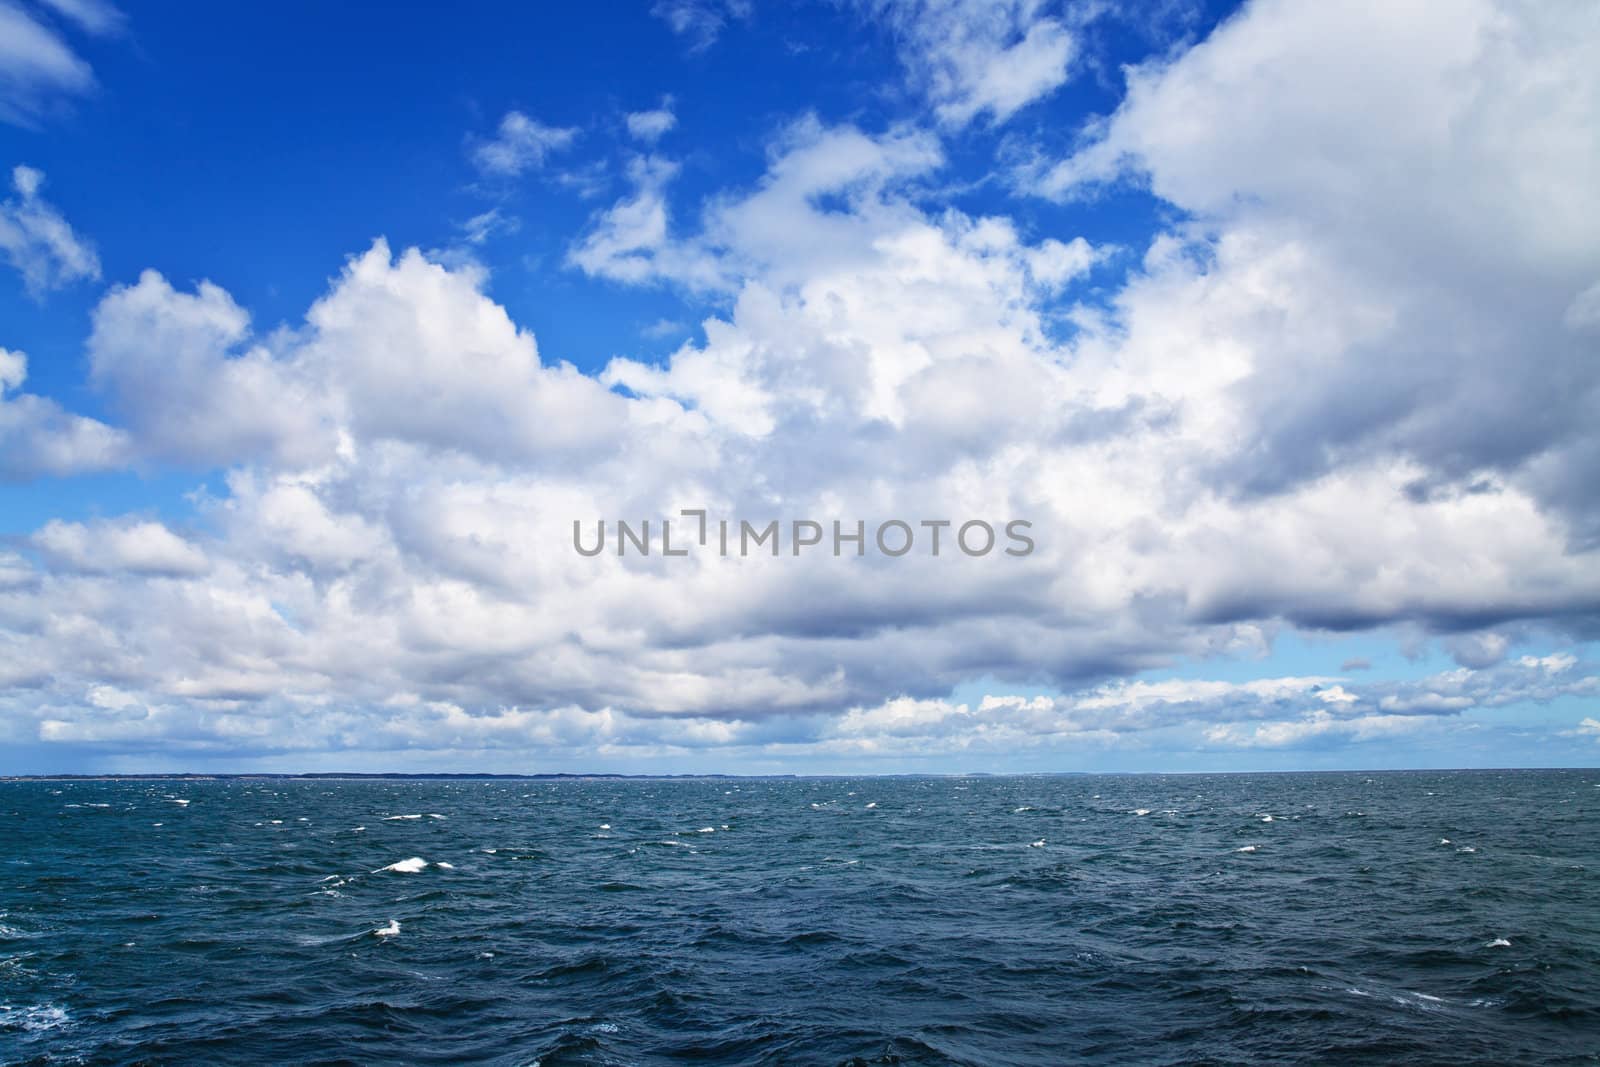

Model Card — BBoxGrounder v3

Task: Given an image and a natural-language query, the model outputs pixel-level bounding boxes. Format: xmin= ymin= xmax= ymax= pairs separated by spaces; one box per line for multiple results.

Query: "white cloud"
xmin=1025 ymin=0 xmax=1600 ymax=545
xmin=216 ymin=473 xmax=388 ymax=572
xmin=1520 ymin=653 xmax=1577 ymax=673
xmin=650 ymin=0 xmax=749 ymax=52
xmin=641 ymin=317 xmax=684 ymax=339
xmin=3 ymin=0 xmax=1599 ymax=767
xmin=570 ymin=118 xmax=947 ymax=294
xmin=471 ymin=111 xmax=579 ymax=177
xmin=13 ymin=653 xmax=1590 ymax=763
xmin=35 ymin=0 xmax=124 ymax=36
xmin=6 ymin=190 xmax=1594 ymax=762
xmin=459 ymin=207 xmax=518 ymax=246
xmin=1204 ymin=712 xmax=1427 ymax=750
xmin=626 ymin=99 xmax=676 ymax=143
xmin=87 ymin=269 xmax=335 ymax=467
xmin=1025 ymin=235 xmax=1099 ymax=289
xmin=33 ymin=518 xmax=209 ymax=576
xmin=86 ymin=243 xmax=627 ymax=470
xmin=821 ymin=657 xmax=1597 ymax=757
xmin=566 ymin=155 xmax=697 ymax=287
xmin=0 ymin=164 xmax=100 ymax=296
xmin=862 ymin=0 xmax=1078 ymax=126
xmin=0 ymin=346 xmax=128 ymax=479
xmin=0 ymin=344 xmax=23 ymax=392
xmin=0 ymin=1 xmax=94 ymax=125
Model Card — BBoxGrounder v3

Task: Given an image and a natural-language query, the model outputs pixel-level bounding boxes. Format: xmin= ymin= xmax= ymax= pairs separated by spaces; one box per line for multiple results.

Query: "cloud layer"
xmin=1 ymin=0 xmax=1597 ymax=768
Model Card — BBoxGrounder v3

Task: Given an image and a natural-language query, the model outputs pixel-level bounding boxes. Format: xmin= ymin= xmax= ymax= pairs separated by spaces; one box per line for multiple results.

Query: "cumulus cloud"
xmin=6 ymin=157 xmax=1596 ymax=763
xmin=86 ymin=243 xmax=627 ymax=470
xmin=1025 ymin=0 xmax=1600 ymax=544
xmin=0 ymin=346 xmax=127 ymax=479
xmin=0 ymin=164 xmax=100 ymax=296
xmin=5 ymin=637 xmax=1588 ymax=761
xmin=87 ymin=270 xmax=336 ymax=468
xmin=2 ymin=0 xmax=1598 ymax=767
xmin=470 ymin=111 xmax=579 ymax=177
xmin=33 ymin=518 xmax=208 ymax=576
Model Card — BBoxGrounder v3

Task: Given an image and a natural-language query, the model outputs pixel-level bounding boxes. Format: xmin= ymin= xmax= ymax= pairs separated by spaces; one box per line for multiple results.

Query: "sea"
xmin=2 ymin=770 xmax=1597 ymax=1065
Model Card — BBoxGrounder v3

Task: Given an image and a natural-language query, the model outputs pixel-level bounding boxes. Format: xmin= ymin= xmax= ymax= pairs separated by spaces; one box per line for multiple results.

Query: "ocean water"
xmin=3 ymin=771 xmax=1598 ymax=1065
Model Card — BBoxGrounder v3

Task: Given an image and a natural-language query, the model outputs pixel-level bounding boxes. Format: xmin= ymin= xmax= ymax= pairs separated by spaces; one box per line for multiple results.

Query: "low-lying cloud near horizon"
xmin=1 ymin=0 xmax=1598 ymax=770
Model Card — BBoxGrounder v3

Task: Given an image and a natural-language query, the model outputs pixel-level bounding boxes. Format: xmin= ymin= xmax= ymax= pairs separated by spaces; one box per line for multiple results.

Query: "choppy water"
xmin=3 ymin=771 xmax=1598 ymax=1065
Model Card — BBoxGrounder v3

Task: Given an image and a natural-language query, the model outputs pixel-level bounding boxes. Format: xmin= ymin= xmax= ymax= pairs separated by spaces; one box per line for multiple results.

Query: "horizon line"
xmin=5 ymin=765 xmax=1597 ymax=782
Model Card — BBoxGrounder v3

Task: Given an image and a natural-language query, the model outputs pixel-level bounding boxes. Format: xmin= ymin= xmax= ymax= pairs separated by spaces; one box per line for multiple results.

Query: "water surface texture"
xmin=4 ymin=771 xmax=1598 ymax=1064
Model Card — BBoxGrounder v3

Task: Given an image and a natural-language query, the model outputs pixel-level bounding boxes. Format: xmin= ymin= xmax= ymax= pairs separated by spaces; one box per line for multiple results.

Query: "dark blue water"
xmin=3 ymin=771 xmax=1598 ymax=1065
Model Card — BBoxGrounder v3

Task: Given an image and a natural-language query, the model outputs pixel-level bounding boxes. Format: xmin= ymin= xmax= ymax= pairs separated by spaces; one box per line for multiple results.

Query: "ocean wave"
xmin=10 ymin=771 xmax=1598 ymax=1065
xmin=0 ymin=1003 xmax=70 ymax=1033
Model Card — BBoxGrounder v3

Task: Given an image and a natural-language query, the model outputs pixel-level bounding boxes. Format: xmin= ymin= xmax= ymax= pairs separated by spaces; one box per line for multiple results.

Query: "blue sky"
xmin=0 ymin=1 xmax=1184 ymax=526
xmin=1 ymin=0 xmax=1597 ymax=775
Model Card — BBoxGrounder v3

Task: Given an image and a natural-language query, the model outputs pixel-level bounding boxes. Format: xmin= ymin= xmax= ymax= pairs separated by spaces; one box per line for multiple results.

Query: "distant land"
xmin=1 ymin=772 xmax=773 ymax=782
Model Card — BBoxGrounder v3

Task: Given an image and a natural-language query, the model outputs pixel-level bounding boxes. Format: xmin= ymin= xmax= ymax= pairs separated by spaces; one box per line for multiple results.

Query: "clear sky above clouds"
xmin=0 ymin=0 xmax=1597 ymax=775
